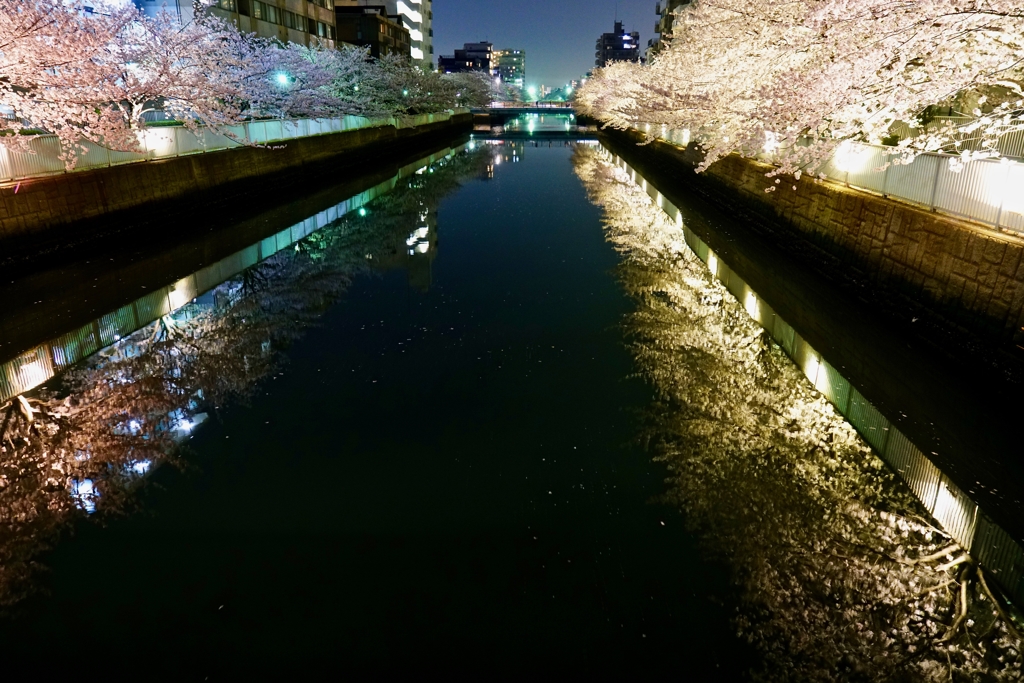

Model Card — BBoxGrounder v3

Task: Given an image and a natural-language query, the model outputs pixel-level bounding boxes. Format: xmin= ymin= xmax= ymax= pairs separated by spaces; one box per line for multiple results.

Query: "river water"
xmin=0 ymin=122 xmax=1021 ymax=680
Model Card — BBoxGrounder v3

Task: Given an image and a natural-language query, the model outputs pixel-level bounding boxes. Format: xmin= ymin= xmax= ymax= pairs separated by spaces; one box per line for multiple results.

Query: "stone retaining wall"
xmin=0 ymin=114 xmax=472 ymax=259
xmin=705 ymin=154 xmax=1024 ymax=346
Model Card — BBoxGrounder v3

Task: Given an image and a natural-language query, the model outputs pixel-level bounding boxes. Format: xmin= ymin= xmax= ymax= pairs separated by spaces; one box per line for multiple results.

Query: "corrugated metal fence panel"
xmin=75 ymin=140 xmax=113 ymax=171
xmin=845 ymin=145 xmax=889 ymax=194
xmin=247 ymin=121 xmax=268 ymax=144
xmin=134 ymin=289 xmax=172 ymax=326
xmin=203 ymin=128 xmax=240 ymax=152
xmin=194 ymin=261 xmax=225 ymax=295
xmin=141 ymin=128 xmax=179 ymax=158
xmin=933 ymin=158 xmax=1006 ymax=226
xmin=264 ymin=121 xmax=284 ymax=142
xmin=2 ymin=347 xmax=55 ymax=400
xmin=771 ymin=316 xmax=797 ymax=357
xmin=98 ymin=304 xmax=138 ymax=346
xmin=168 ymin=275 xmax=199 ymax=311
xmin=886 ymin=154 xmax=941 ymax=207
xmin=274 ymin=228 xmax=293 ymax=252
xmin=5 ymin=136 xmax=66 ymax=179
xmin=753 ymin=296 xmax=776 ymax=331
xmin=999 ymin=130 xmax=1024 ymax=159
xmin=175 ymin=128 xmax=207 ymax=155
xmin=51 ymin=322 xmax=101 ymax=371
xmin=997 ymin=163 xmax=1024 ymax=233
xmin=814 ymin=359 xmax=852 ymax=413
xmin=260 ymin=236 xmax=279 ymax=259
xmin=932 ymin=475 xmax=978 ymax=549
xmin=882 ymin=429 xmax=941 ymax=510
xmin=846 ymin=388 xmax=891 ymax=452
xmin=0 ymin=361 xmax=16 ymax=403
xmin=972 ymin=512 xmax=1024 ymax=602
xmin=238 ymin=245 xmax=260 ymax=271
xmin=108 ymin=148 xmax=148 ymax=167
xmin=791 ymin=335 xmax=820 ymax=385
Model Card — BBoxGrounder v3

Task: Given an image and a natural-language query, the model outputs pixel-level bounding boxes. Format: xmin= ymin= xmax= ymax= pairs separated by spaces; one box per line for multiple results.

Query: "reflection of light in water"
xmin=406 ymin=226 xmax=429 ymax=246
xmin=72 ymin=479 xmax=98 ymax=514
xmin=494 ymin=155 xmax=502 ymax=166
xmin=15 ymin=358 xmax=49 ymax=393
xmin=745 ymin=290 xmax=759 ymax=318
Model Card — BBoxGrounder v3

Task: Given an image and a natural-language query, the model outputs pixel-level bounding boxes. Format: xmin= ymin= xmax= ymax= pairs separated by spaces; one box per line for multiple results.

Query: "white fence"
xmin=0 ymin=109 xmax=470 ymax=184
xmin=650 ymin=126 xmax=1024 ymax=234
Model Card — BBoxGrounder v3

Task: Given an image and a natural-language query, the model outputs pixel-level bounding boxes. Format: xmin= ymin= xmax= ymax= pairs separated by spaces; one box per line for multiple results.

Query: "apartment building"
xmin=646 ymin=0 xmax=692 ymax=59
xmin=128 ymin=0 xmax=337 ymax=47
xmin=335 ymin=5 xmax=412 ymax=58
xmin=334 ymin=0 xmax=433 ymax=68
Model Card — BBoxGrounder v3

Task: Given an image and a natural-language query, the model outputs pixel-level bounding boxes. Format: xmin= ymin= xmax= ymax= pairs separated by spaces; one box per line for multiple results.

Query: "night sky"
xmin=433 ymin=0 xmax=655 ymax=87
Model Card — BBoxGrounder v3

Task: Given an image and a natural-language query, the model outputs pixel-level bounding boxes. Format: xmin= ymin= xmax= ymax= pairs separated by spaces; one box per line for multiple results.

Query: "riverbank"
xmin=0 ymin=114 xmax=473 ymax=266
xmin=599 ymin=130 xmax=1024 ymax=559
xmin=601 ymin=128 xmax=1024 ymax=361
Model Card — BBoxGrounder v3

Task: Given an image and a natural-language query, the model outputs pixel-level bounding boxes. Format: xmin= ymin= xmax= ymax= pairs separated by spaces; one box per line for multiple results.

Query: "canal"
xmin=0 ymin=121 xmax=1021 ymax=679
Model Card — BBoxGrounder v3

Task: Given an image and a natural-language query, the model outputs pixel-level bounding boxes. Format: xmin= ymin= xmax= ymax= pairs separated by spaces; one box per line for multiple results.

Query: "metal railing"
xmin=0 ymin=108 xmax=470 ymax=184
xmin=648 ymin=125 xmax=1024 ymax=234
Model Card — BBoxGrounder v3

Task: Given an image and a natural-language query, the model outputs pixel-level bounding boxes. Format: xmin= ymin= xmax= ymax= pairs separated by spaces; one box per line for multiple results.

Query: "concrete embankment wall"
xmin=0 ymin=114 xmax=472 ymax=261
xmin=604 ymin=129 xmax=1024 ymax=354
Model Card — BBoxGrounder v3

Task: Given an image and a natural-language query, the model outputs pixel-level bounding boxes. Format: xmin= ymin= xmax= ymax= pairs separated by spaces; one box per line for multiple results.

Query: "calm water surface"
xmin=0 ymin=142 xmax=750 ymax=677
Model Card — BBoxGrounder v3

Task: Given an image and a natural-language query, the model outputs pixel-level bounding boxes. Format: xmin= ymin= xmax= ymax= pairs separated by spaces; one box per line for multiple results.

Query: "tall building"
xmin=438 ymin=42 xmax=495 ymax=75
xmin=334 ymin=0 xmax=433 ymax=69
xmin=493 ymin=50 xmax=526 ymax=90
xmin=595 ymin=21 xmax=640 ymax=68
xmin=334 ymin=5 xmax=412 ymax=58
xmin=128 ymin=0 xmax=337 ymax=47
xmin=647 ymin=0 xmax=692 ymax=59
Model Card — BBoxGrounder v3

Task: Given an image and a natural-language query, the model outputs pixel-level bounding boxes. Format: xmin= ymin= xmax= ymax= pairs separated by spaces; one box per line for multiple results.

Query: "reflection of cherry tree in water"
xmin=572 ymin=147 xmax=1023 ymax=682
xmin=0 ymin=147 xmax=490 ymax=607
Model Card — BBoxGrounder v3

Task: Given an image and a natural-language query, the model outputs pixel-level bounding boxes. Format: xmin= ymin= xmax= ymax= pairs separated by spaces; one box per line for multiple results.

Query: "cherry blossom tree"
xmin=104 ymin=6 xmax=259 ymax=134
xmin=577 ymin=0 xmax=1024 ymax=176
xmin=573 ymin=145 xmax=1024 ymax=681
xmin=1 ymin=2 xmax=467 ymax=168
xmin=0 ymin=0 xmax=140 ymax=162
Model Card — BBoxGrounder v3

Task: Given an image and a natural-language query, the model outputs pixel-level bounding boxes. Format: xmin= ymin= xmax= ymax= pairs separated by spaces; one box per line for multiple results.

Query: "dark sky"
xmin=433 ymin=0 xmax=655 ymax=86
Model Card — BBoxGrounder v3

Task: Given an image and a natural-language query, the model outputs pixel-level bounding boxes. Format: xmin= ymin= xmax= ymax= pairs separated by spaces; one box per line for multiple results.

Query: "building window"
xmin=252 ymin=1 xmax=278 ymax=23
xmin=216 ymin=0 xmax=236 ymax=10
xmin=283 ymin=9 xmax=304 ymax=30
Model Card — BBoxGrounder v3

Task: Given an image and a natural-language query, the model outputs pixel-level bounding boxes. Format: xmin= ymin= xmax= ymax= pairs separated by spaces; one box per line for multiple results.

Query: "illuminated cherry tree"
xmin=0 ymin=1 xmax=470 ymax=167
xmin=0 ymin=0 xmax=140 ymax=162
xmin=577 ymin=0 xmax=1024 ymax=176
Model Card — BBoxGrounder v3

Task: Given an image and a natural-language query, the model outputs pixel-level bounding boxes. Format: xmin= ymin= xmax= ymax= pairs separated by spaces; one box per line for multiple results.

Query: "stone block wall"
xmin=0 ymin=115 xmax=471 ymax=258
xmin=705 ymin=154 xmax=1024 ymax=346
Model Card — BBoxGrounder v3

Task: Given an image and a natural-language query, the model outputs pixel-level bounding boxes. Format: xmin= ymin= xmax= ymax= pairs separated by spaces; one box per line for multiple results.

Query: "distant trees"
xmin=576 ymin=0 xmax=1024 ymax=176
xmin=572 ymin=145 xmax=1024 ymax=681
xmin=0 ymin=1 xmax=479 ymax=167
